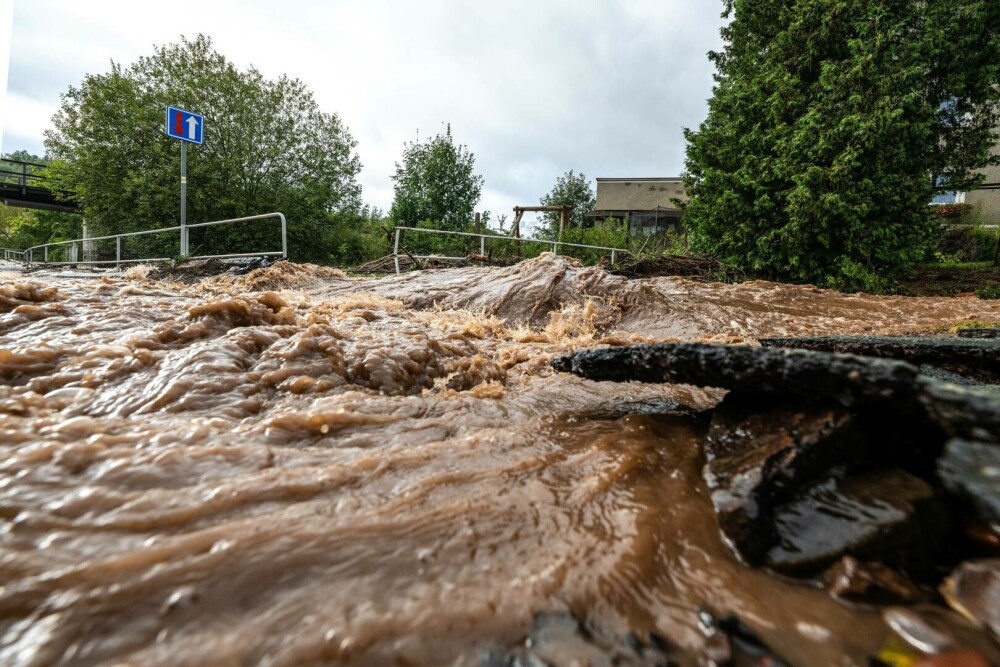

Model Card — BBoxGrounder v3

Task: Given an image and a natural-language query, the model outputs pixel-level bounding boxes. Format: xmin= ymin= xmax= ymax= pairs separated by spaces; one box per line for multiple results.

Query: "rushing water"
xmin=1 ymin=255 xmax=999 ymax=666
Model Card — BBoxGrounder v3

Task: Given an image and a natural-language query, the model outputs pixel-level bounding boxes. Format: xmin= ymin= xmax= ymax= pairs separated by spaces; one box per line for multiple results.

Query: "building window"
xmin=931 ymin=191 xmax=965 ymax=205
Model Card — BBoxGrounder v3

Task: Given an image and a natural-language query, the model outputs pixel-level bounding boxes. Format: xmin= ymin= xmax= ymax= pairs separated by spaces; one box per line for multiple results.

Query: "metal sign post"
xmin=165 ymin=106 xmax=205 ymax=257
xmin=180 ymin=141 xmax=188 ymax=255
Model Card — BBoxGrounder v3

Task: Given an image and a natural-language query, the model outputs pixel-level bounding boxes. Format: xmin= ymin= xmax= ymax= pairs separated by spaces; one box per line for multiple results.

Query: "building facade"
xmin=964 ymin=139 xmax=1000 ymax=225
xmin=585 ymin=177 xmax=687 ymax=235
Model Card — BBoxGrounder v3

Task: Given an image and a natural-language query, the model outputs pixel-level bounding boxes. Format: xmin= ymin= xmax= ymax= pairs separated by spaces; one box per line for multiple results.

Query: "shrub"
xmin=977 ymin=285 xmax=1000 ymax=300
xmin=934 ymin=225 xmax=998 ymax=263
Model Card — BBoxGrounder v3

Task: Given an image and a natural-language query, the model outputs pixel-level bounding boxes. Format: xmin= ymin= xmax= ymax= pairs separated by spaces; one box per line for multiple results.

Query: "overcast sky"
xmin=1 ymin=0 xmax=724 ymax=222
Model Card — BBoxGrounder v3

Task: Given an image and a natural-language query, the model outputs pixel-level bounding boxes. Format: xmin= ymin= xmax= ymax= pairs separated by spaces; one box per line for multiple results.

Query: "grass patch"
xmin=926 ymin=260 xmax=994 ymax=270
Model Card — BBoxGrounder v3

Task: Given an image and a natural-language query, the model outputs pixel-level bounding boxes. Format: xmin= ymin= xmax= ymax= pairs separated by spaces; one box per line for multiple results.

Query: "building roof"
xmin=595 ymin=177 xmax=683 ymax=183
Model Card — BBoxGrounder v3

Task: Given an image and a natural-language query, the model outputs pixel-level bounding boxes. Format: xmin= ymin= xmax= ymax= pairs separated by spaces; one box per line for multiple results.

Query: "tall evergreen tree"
xmin=684 ymin=0 xmax=1000 ymax=288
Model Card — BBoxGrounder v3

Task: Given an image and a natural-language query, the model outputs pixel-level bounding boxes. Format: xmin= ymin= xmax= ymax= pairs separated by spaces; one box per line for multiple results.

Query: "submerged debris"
xmin=821 ymin=556 xmax=923 ymax=605
xmin=483 ymin=612 xmax=675 ymax=667
xmin=610 ymin=253 xmax=740 ymax=281
xmin=697 ymin=609 xmax=791 ymax=667
xmin=941 ymin=560 xmax=1000 ymax=640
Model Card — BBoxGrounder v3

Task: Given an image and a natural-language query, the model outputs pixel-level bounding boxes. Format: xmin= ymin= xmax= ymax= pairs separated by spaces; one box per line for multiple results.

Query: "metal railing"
xmin=23 ymin=212 xmax=287 ymax=268
xmin=0 ymin=158 xmax=50 ymax=190
xmin=392 ymin=225 xmax=630 ymax=275
xmin=2 ymin=248 xmax=26 ymax=262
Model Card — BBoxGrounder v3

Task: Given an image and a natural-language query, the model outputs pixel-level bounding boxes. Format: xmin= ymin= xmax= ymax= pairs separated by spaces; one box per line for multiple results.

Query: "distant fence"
xmin=391 ymin=225 xmax=629 ymax=275
xmin=23 ymin=212 xmax=287 ymax=268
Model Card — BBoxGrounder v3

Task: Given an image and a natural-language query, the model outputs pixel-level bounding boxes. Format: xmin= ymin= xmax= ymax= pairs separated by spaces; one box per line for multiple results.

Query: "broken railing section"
xmin=22 ymin=212 xmax=287 ymax=268
xmin=552 ymin=340 xmax=1000 ymax=641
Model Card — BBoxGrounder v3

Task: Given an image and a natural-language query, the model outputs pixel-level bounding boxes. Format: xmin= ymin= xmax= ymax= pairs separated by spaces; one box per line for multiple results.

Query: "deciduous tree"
xmin=537 ymin=170 xmax=596 ymax=239
xmin=390 ymin=125 xmax=483 ymax=231
xmin=45 ymin=35 xmax=362 ymax=262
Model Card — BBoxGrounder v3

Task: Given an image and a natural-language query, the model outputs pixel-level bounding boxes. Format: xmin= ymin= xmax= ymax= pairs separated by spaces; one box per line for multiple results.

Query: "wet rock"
xmin=937 ymin=440 xmax=1000 ymax=528
xmin=821 ymin=556 xmax=923 ymax=605
xmin=766 ymin=469 xmax=948 ymax=577
xmin=703 ymin=398 xmax=868 ymax=564
xmin=553 ymin=343 xmax=922 ymax=408
xmin=918 ymin=382 xmax=1000 ymax=444
xmin=759 ymin=336 xmax=1000 ymax=384
xmin=698 ymin=609 xmax=790 ymax=667
xmin=941 ymin=560 xmax=1000 ymax=639
xmin=484 ymin=612 xmax=676 ymax=667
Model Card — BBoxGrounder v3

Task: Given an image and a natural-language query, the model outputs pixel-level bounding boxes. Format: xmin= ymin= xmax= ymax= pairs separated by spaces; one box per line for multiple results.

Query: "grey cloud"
xmin=5 ymin=0 xmax=725 ymax=212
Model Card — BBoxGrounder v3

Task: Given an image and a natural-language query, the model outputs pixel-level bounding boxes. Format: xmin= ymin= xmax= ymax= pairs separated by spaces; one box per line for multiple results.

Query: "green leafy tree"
xmin=390 ymin=125 xmax=483 ymax=231
xmin=44 ymin=35 xmax=362 ymax=263
xmin=0 ymin=152 xmax=82 ymax=249
xmin=683 ymin=0 xmax=1000 ymax=289
xmin=537 ymin=170 xmax=596 ymax=240
xmin=0 ymin=206 xmax=81 ymax=250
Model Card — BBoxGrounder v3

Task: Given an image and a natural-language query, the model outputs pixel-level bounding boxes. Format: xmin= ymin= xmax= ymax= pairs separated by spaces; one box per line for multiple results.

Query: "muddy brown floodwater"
xmin=1 ymin=255 xmax=999 ymax=666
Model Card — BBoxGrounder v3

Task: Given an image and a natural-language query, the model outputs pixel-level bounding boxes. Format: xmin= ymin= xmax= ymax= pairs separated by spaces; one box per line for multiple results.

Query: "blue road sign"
xmin=165 ymin=106 xmax=205 ymax=144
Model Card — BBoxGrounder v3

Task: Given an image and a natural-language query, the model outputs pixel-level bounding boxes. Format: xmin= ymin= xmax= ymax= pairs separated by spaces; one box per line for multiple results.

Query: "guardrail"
xmin=0 ymin=157 xmax=49 ymax=190
xmin=392 ymin=225 xmax=629 ymax=275
xmin=24 ymin=212 xmax=287 ymax=268
xmin=2 ymin=248 xmax=26 ymax=262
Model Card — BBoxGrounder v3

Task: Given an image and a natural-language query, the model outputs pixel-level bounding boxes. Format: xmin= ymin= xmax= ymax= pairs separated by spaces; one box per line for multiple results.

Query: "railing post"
xmin=611 ymin=249 xmax=616 ymax=265
xmin=44 ymin=246 xmax=48 ymax=263
xmin=279 ymin=213 xmax=288 ymax=259
xmin=116 ymin=236 xmax=122 ymax=266
xmin=480 ymin=235 xmax=485 ymax=256
xmin=393 ymin=227 xmax=401 ymax=275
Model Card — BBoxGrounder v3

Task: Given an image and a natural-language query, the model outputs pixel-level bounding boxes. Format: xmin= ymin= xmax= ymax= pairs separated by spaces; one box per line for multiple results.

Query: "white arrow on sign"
xmin=186 ymin=116 xmax=199 ymax=140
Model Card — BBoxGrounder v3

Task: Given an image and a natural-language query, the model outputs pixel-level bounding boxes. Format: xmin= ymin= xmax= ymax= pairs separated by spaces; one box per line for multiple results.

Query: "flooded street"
xmin=2 ymin=255 xmax=999 ymax=666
